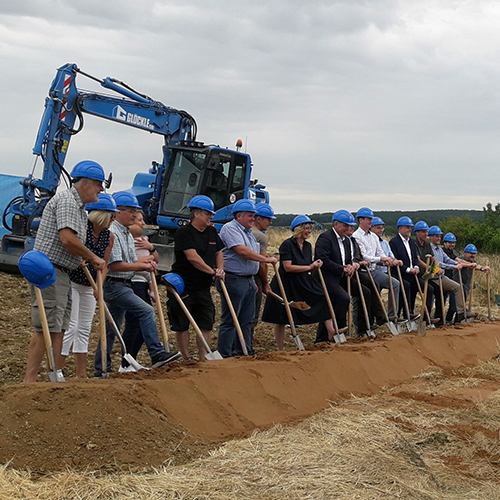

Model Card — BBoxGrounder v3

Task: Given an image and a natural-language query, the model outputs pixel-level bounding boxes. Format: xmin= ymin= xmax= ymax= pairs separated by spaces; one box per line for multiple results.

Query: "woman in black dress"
xmin=262 ymin=215 xmax=335 ymax=349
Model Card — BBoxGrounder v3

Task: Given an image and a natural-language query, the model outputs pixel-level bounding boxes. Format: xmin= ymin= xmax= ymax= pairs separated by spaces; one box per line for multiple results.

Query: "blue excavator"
xmin=0 ymin=63 xmax=269 ymax=271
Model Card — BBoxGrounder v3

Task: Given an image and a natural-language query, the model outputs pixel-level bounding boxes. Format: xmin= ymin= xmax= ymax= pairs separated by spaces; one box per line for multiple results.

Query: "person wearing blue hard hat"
xmin=251 ymin=203 xmax=277 ymax=341
xmin=353 ymin=208 xmax=401 ymax=322
xmin=166 ymin=195 xmax=225 ymax=360
xmin=262 ymin=215 xmax=337 ymax=349
xmin=313 ymin=209 xmax=369 ymax=338
xmin=217 ymin=199 xmax=278 ymax=357
xmin=24 ymin=160 xmax=109 ymax=383
xmin=450 ymin=243 xmax=490 ymax=317
xmin=428 ymin=226 xmax=473 ymax=324
xmin=389 ymin=216 xmax=434 ymax=320
xmin=58 ymin=193 xmax=118 ymax=378
xmin=94 ymin=191 xmax=181 ymax=377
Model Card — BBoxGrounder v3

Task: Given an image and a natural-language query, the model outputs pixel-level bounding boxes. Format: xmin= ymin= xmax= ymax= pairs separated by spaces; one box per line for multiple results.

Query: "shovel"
xmin=487 ymin=272 xmax=494 ymax=321
xmin=150 ymin=271 xmax=171 ymax=352
xmin=219 ymin=279 xmax=249 ymax=356
xmin=395 ymin=266 xmax=417 ymax=332
xmin=83 ymin=267 xmax=148 ymax=371
xmin=417 ymin=255 xmax=432 ymax=337
xmin=414 ymin=274 xmax=435 ymax=329
xmin=272 ymin=263 xmax=305 ymax=350
xmin=355 ymin=270 xmax=376 ymax=338
xmin=388 ymin=267 xmax=405 ymax=333
xmin=366 ymin=268 xmax=399 ymax=336
xmin=317 ymin=267 xmax=347 ymax=343
xmin=458 ymin=269 xmax=472 ymax=323
xmin=19 ymin=250 xmax=65 ymax=382
xmin=438 ymin=274 xmax=446 ymax=325
xmin=34 ymin=287 xmax=65 ymax=382
xmin=96 ymin=270 xmax=109 ymax=379
xmin=267 ymin=291 xmax=311 ymax=311
xmin=347 ymin=275 xmax=353 ymax=337
xmin=162 ymin=274 xmax=223 ymax=360
xmin=468 ymin=268 xmax=475 ymax=316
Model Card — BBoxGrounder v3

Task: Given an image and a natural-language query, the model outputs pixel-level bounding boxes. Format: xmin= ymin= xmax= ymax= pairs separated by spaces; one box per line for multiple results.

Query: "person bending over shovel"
xmin=262 ymin=215 xmax=337 ymax=350
xmin=166 ymin=195 xmax=225 ymax=360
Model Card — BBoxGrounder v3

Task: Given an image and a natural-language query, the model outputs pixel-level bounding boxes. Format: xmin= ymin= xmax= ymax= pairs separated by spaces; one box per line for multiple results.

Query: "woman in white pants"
xmin=60 ymin=194 xmax=117 ymax=377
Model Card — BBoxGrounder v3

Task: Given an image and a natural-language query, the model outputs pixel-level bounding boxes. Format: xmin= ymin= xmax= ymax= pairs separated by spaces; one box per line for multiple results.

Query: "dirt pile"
xmin=1 ymin=322 xmax=499 ymax=473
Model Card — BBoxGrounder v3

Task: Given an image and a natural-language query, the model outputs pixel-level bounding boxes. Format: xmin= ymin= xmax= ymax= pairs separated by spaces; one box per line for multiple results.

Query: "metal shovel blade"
xmin=366 ymin=329 xmax=377 ymax=339
xmin=205 ymin=350 xmax=223 ymax=360
xmin=417 ymin=320 xmax=427 ymax=337
xmin=123 ymin=353 xmax=150 ymax=371
xmin=332 ymin=333 xmax=341 ymax=344
xmin=387 ymin=321 xmax=399 ymax=336
xmin=408 ymin=320 xmax=418 ymax=332
xmin=397 ymin=321 xmax=407 ymax=334
xmin=293 ymin=334 xmax=305 ymax=350
xmin=339 ymin=332 xmax=347 ymax=343
xmin=48 ymin=369 xmax=65 ymax=383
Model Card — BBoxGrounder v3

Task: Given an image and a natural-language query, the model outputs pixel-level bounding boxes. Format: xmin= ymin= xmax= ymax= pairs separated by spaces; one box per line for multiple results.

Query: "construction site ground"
xmin=1 ymin=270 xmax=500 ymax=498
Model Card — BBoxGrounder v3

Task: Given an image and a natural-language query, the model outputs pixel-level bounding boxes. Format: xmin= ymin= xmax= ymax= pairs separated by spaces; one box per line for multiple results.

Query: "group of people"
xmin=23 ymin=160 xmax=491 ymax=381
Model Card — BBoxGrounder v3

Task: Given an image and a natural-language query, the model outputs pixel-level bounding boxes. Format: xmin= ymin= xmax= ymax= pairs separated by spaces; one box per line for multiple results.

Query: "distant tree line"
xmin=273 ymin=208 xmax=500 ymax=253
xmin=440 ymin=203 xmax=500 ymax=253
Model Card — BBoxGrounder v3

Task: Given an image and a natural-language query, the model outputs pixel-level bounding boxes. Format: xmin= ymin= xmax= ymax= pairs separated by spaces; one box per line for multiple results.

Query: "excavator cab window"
xmin=160 ymin=150 xmax=206 ymax=215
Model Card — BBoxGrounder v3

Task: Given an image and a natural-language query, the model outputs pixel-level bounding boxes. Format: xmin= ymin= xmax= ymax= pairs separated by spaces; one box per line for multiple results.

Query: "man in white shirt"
xmin=353 ymin=208 xmax=400 ymax=320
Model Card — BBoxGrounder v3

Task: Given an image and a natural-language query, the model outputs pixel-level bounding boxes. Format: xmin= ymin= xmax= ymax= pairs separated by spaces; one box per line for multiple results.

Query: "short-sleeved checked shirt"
xmin=107 ymin=220 xmax=137 ymax=280
xmin=34 ymin=187 xmax=88 ymax=270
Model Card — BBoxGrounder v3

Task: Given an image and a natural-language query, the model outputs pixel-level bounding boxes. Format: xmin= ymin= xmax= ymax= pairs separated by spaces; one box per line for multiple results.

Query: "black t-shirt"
xmin=171 ymin=223 xmax=224 ymax=290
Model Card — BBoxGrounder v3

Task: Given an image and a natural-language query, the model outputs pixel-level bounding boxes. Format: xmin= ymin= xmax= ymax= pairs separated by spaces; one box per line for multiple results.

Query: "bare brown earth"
xmin=1 ymin=271 xmax=500 ymax=476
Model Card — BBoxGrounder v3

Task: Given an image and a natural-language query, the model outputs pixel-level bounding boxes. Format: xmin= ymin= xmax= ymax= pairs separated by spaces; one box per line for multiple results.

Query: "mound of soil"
xmin=1 ymin=322 xmax=499 ymax=473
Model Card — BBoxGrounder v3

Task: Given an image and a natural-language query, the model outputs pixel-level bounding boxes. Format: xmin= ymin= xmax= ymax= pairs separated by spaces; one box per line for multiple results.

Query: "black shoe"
xmin=466 ymin=311 xmax=477 ymax=319
xmin=434 ymin=320 xmax=444 ymax=328
xmin=455 ymin=312 xmax=465 ymax=323
xmin=410 ymin=313 xmax=421 ymax=321
xmin=375 ymin=317 xmax=386 ymax=326
xmin=152 ymin=351 xmax=182 ymax=368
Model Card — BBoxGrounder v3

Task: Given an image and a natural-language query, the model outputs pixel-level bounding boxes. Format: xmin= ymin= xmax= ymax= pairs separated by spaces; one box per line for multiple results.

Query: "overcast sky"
xmin=1 ymin=0 xmax=500 ymax=214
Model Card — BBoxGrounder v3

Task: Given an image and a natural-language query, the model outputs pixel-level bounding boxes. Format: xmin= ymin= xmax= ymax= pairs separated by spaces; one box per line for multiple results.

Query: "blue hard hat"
xmin=414 ymin=221 xmax=429 ymax=231
xmin=112 ymin=191 xmax=141 ymax=208
xmin=291 ymin=214 xmax=312 ymax=230
xmin=86 ymin=193 xmax=119 ymax=212
xmin=428 ymin=225 xmax=443 ymax=236
xmin=396 ymin=216 xmax=414 ymax=227
xmin=255 ymin=203 xmax=276 ymax=219
xmin=356 ymin=207 xmax=374 ymax=218
xmin=372 ymin=216 xmax=385 ymax=226
xmin=232 ymin=199 xmax=256 ymax=214
xmin=18 ymin=250 xmax=56 ymax=289
xmin=464 ymin=244 xmax=478 ymax=253
xmin=71 ymin=160 xmax=106 ymax=182
xmin=332 ymin=210 xmax=356 ymax=226
xmin=443 ymin=232 xmax=457 ymax=242
xmin=187 ymin=195 xmax=215 ymax=214
xmin=162 ymin=273 xmax=185 ymax=295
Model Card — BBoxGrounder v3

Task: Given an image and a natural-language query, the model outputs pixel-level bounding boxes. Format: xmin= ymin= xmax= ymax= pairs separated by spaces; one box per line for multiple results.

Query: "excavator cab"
xmin=158 ymin=144 xmax=250 ymax=228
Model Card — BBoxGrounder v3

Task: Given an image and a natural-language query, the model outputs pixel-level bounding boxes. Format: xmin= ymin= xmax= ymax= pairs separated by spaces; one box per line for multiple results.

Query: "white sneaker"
xmin=118 ymin=365 xmax=137 ymax=373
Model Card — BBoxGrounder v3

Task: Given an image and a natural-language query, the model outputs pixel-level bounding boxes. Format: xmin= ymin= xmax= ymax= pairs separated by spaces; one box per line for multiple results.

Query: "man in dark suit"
xmin=314 ymin=210 xmax=372 ymax=340
xmin=389 ymin=216 xmax=434 ymax=317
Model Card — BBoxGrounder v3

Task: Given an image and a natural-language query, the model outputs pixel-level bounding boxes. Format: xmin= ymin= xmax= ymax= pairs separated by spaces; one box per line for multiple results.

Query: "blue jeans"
xmin=94 ymin=280 xmax=165 ymax=375
xmin=217 ymin=274 xmax=255 ymax=357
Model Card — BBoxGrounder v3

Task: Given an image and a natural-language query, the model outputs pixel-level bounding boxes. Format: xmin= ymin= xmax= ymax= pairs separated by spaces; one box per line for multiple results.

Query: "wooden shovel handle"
xmin=150 ymin=272 xmax=170 ymax=351
xmin=396 ymin=266 xmax=411 ymax=320
xmin=317 ymin=267 xmax=339 ymax=335
xmin=272 ymin=263 xmax=297 ymax=338
xmin=34 ymin=287 xmax=55 ymax=371
xmin=355 ymin=270 xmax=371 ymax=331
xmin=97 ymin=270 xmax=107 ymax=372
xmin=366 ymin=267 xmax=389 ymax=321
xmin=219 ymin=279 xmax=248 ymax=356
xmin=167 ymin=285 xmax=211 ymax=353
xmin=347 ymin=276 xmax=353 ymax=336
